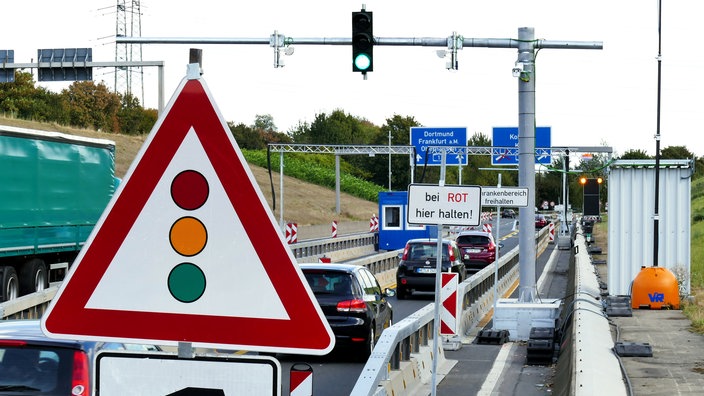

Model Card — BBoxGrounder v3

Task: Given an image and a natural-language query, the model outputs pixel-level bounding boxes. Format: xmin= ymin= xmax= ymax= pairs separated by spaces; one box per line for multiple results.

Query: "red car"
xmin=535 ymin=214 xmax=548 ymax=229
xmin=455 ymin=230 xmax=501 ymax=273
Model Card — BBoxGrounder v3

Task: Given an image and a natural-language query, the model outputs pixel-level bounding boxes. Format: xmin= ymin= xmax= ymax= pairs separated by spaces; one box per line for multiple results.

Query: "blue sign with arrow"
xmin=492 ymin=126 xmax=551 ymax=165
xmin=410 ymin=127 xmax=468 ymax=166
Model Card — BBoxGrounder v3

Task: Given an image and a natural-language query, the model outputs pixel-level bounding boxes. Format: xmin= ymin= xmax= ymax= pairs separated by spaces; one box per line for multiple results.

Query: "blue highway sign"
xmin=410 ymin=127 xmax=468 ymax=166
xmin=492 ymin=126 xmax=551 ymax=165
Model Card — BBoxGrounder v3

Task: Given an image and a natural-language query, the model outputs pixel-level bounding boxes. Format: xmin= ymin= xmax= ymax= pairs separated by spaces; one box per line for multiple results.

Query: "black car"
xmin=300 ymin=263 xmax=394 ymax=360
xmin=0 ymin=320 xmax=161 ymax=395
xmin=395 ymin=238 xmax=466 ymax=300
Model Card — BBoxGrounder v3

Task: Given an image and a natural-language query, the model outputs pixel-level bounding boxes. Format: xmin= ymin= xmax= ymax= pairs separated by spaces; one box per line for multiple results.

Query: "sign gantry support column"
xmin=516 ymin=27 xmax=538 ymax=302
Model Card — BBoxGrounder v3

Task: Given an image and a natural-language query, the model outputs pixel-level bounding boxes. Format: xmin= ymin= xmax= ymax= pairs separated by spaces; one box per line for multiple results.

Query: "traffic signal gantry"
xmin=115 ymin=10 xmax=602 ymax=306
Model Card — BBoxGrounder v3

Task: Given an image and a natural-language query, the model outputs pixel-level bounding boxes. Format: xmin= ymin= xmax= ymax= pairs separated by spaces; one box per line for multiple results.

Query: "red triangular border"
xmin=42 ymin=78 xmax=333 ymax=353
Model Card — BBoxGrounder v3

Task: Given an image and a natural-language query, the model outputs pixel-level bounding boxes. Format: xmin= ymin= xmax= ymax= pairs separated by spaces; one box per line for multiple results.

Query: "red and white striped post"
xmin=286 ymin=222 xmax=298 ymax=244
xmin=331 ymin=220 xmax=338 ymax=238
xmin=369 ymin=214 xmax=379 ymax=232
xmin=290 ymin=363 xmax=313 ymax=396
xmin=440 ymin=272 xmax=459 ymax=336
xmin=549 ymin=222 xmax=555 ymax=242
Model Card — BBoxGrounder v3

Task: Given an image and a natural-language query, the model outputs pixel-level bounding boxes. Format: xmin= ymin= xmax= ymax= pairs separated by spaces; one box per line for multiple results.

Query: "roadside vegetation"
xmin=684 ymin=176 xmax=704 ymax=331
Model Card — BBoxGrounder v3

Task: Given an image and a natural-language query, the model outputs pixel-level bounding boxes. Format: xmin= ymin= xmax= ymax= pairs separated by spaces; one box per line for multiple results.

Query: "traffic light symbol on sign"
xmin=352 ymin=11 xmax=373 ymax=73
xmin=169 ymin=169 xmax=209 ymax=303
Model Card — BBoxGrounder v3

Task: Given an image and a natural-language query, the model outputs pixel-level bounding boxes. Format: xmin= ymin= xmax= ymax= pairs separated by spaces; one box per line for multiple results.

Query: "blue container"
xmin=378 ymin=191 xmax=437 ymax=251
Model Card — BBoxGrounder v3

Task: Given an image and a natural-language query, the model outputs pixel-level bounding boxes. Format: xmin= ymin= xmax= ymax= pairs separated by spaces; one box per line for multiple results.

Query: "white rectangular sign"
xmin=481 ymin=187 xmax=529 ymax=207
xmin=407 ymin=184 xmax=482 ymax=226
xmin=96 ymin=351 xmax=281 ymax=396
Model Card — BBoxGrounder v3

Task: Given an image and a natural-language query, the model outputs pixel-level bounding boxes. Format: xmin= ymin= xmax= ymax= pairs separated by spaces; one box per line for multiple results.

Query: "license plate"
xmin=466 ymin=248 xmax=481 ymax=254
xmin=416 ymin=267 xmax=436 ymax=274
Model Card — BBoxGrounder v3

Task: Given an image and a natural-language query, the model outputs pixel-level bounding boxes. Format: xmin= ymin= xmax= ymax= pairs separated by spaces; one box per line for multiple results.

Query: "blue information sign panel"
xmin=410 ymin=127 xmax=468 ymax=166
xmin=491 ymin=126 xmax=551 ymax=165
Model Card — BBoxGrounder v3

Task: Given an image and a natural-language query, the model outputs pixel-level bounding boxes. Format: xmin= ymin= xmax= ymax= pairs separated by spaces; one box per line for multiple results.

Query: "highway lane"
xmin=276 ymin=217 xmax=523 ymax=395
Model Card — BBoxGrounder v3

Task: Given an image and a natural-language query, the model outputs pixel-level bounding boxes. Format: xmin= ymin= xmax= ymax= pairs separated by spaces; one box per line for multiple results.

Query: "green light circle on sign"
xmin=168 ymin=263 xmax=206 ymax=303
xmin=354 ymin=54 xmax=371 ymax=71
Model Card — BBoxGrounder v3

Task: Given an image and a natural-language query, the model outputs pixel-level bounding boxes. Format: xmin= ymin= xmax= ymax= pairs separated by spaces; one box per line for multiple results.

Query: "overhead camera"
xmin=512 ymin=63 xmax=524 ymax=77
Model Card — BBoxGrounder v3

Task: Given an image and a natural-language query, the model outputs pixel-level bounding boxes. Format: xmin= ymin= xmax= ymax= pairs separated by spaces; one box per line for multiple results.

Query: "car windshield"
xmin=305 ymin=272 xmax=355 ymax=296
xmin=407 ymin=243 xmax=449 ymax=260
xmin=0 ymin=345 xmax=70 ymax=393
xmin=457 ymin=235 xmax=490 ymax=245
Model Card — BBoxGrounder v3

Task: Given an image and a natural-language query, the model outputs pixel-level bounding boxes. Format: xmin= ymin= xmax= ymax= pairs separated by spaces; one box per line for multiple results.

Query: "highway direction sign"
xmin=407 ymin=184 xmax=481 ymax=226
xmin=410 ymin=127 xmax=468 ymax=166
xmin=41 ymin=75 xmax=334 ymax=355
xmin=491 ymin=126 xmax=551 ymax=165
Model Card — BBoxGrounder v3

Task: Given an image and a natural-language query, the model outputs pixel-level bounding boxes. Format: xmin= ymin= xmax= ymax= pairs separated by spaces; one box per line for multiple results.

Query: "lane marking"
xmin=477 ymin=342 xmax=514 ymax=395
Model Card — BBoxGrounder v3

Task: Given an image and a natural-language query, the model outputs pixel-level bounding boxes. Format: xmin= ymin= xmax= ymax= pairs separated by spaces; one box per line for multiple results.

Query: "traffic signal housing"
xmin=352 ymin=10 xmax=374 ymax=73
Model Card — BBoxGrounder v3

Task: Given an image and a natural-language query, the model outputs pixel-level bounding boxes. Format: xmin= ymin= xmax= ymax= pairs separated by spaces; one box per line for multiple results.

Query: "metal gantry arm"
xmin=267 ymin=143 xmax=414 ymax=156
xmin=117 ymin=34 xmax=602 ymax=71
xmin=426 ymin=145 xmax=613 ymax=160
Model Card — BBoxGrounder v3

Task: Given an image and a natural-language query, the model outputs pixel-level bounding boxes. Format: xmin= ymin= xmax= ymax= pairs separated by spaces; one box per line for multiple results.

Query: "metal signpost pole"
xmin=516 ymin=27 xmax=538 ymax=303
xmin=431 ymin=148 xmax=447 ymax=396
xmin=493 ymin=174 xmax=502 ymax=312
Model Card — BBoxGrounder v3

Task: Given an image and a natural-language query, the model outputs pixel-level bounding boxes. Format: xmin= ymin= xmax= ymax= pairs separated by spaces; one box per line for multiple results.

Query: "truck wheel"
xmin=19 ymin=259 xmax=48 ymax=296
xmin=1 ymin=266 xmax=19 ymax=302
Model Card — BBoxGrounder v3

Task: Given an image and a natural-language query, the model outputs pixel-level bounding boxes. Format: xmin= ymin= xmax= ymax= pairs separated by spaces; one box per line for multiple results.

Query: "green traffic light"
xmin=354 ymin=53 xmax=371 ymax=71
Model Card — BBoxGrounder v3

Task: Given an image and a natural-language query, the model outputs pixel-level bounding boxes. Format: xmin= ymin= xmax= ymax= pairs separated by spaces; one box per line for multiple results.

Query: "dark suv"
xmin=455 ymin=230 xmax=501 ymax=272
xmin=396 ymin=238 xmax=466 ymax=299
xmin=300 ymin=263 xmax=394 ymax=360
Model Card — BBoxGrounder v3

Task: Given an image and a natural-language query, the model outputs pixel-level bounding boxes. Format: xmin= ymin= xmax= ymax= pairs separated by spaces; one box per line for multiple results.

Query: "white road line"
xmin=477 ymin=342 xmax=514 ymax=395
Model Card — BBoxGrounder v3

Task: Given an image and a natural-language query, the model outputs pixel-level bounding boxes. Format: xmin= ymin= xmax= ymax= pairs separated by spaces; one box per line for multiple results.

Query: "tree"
xmin=363 ymin=114 xmax=419 ymax=190
xmin=620 ymin=149 xmax=651 ymax=159
xmin=253 ymin=114 xmax=277 ymax=132
xmin=661 ymin=145 xmax=693 ymax=160
xmin=61 ymin=81 xmax=121 ymax=132
xmin=117 ymin=93 xmax=157 ymax=135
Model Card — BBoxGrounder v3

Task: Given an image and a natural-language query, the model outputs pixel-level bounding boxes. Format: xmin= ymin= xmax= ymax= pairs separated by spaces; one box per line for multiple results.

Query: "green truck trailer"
xmin=0 ymin=125 xmax=118 ymax=302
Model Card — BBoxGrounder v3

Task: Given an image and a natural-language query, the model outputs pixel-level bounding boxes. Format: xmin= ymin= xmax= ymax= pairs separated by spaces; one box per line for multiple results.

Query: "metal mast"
xmin=115 ymin=0 xmax=144 ymax=104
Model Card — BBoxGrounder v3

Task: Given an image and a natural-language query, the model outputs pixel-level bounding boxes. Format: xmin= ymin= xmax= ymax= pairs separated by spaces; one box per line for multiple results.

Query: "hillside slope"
xmin=1 ymin=117 xmax=379 ymax=226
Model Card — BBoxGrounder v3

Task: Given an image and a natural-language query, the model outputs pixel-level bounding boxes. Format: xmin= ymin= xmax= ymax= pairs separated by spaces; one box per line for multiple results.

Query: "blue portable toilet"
xmin=378 ymin=191 xmax=438 ymax=251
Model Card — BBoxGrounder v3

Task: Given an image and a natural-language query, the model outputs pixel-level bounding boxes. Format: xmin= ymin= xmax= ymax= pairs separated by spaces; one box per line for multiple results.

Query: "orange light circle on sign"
xmin=169 ymin=216 xmax=207 ymax=256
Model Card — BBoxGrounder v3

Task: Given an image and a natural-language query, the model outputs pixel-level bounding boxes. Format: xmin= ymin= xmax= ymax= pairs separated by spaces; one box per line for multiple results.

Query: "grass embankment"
xmin=594 ymin=176 xmax=704 ymax=332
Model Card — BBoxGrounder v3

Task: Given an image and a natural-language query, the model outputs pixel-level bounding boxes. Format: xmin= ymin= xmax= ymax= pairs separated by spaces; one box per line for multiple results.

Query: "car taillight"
xmin=71 ymin=350 xmax=90 ymax=396
xmin=447 ymin=245 xmax=455 ymax=261
xmin=488 ymin=243 xmax=496 ymax=252
xmin=337 ymin=299 xmax=367 ymax=313
xmin=401 ymin=245 xmax=409 ymax=260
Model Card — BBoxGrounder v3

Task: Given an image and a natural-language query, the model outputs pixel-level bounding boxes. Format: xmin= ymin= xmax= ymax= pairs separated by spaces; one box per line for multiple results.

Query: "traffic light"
xmin=352 ymin=10 xmax=374 ymax=73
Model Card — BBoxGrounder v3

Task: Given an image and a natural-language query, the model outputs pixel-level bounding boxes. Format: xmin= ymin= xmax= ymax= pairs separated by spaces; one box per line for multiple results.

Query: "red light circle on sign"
xmin=171 ymin=170 xmax=209 ymax=210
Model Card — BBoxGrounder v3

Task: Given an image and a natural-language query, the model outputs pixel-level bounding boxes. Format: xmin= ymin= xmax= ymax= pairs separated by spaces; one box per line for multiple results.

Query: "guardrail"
xmin=288 ymin=232 xmax=378 ymax=260
xmin=0 ymin=285 xmax=57 ymax=319
xmin=564 ymin=226 xmax=627 ymax=395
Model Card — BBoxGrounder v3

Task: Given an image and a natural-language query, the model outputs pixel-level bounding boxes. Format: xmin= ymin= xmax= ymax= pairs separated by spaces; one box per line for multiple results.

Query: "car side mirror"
xmin=385 ymin=288 xmax=396 ymax=298
xmin=498 ymin=242 xmax=504 ymax=250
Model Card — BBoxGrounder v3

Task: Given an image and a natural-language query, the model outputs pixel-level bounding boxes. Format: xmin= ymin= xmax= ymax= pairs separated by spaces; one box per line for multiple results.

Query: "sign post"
xmin=407 ymin=155 xmax=481 ymax=394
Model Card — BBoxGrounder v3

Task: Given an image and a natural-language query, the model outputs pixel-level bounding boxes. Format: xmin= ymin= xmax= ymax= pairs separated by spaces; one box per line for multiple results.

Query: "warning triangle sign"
xmin=41 ymin=75 xmax=335 ymax=355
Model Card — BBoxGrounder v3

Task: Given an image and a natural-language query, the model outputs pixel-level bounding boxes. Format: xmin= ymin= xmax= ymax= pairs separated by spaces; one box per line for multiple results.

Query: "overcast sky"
xmin=3 ymin=1 xmax=702 ymax=157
